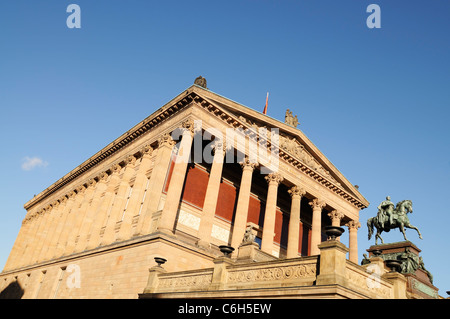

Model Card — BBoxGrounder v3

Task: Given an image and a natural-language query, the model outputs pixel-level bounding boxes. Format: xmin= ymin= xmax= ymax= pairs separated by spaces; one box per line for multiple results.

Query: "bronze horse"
xmin=367 ymin=200 xmax=422 ymax=245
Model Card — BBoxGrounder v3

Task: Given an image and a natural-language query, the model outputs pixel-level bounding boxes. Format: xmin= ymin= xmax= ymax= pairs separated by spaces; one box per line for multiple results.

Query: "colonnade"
xmin=155 ymin=119 xmax=361 ymax=262
xmin=4 ymin=118 xmax=361 ymax=271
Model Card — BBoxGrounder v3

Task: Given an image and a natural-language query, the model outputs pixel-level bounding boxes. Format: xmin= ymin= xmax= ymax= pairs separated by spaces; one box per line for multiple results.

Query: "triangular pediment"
xmin=186 ymin=85 xmax=368 ymax=208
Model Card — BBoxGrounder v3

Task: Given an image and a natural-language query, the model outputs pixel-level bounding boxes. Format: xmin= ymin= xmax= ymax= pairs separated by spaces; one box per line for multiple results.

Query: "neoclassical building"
xmin=1 ymin=78 xmax=418 ymax=299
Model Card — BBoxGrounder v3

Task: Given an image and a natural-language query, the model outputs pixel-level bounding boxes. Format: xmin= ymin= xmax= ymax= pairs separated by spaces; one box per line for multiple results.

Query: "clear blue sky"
xmin=1 ymin=1 xmax=449 ymax=296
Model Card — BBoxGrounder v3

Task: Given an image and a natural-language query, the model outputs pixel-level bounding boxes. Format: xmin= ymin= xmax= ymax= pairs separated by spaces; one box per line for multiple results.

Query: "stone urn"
xmin=325 ymin=226 xmax=345 ymax=240
xmin=219 ymin=245 xmax=235 ymax=257
xmin=154 ymin=257 xmax=167 ymax=267
xmin=385 ymin=259 xmax=402 ymax=273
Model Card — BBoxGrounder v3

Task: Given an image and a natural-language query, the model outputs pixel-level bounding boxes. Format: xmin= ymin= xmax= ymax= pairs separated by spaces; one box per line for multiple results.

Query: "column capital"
xmin=111 ymin=163 xmax=122 ymax=175
xmin=181 ymin=118 xmax=196 ymax=135
xmin=141 ymin=144 xmax=154 ymax=158
xmin=288 ymin=186 xmax=306 ymax=198
xmin=76 ymin=184 xmax=87 ymax=195
xmin=68 ymin=190 xmax=77 ymax=199
xmin=126 ymin=155 xmax=137 ymax=166
xmin=212 ymin=140 xmax=226 ymax=157
xmin=87 ymin=178 xmax=97 ymax=189
xmin=309 ymin=198 xmax=326 ymax=210
xmin=328 ymin=210 xmax=344 ymax=221
xmin=346 ymin=220 xmax=361 ymax=230
xmin=239 ymin=156 xmax=258 ymax=171
xmin=265 ymin=172 xmax=283 ymax=185
xmin=159 ymin=133 xmax=176 ymax=148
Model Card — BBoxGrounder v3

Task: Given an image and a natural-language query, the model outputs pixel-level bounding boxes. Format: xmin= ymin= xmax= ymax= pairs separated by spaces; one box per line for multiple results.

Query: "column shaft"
xmin=230 ymin=158 xmax=256 ymax=250
xmin=261 ymin=173 xmax=283 ymax=254
xmin=158 ymin=122 xmax=194 ymax=235
xmin=196 ymin=141 xmax=225 ymax=248
xmin=309 ymin=198 xmax=326 ymax=255
xmin=286 ymin=186 xmax=305 ymax=258
xmin=347 ymin=220 xmax=361 ymax=263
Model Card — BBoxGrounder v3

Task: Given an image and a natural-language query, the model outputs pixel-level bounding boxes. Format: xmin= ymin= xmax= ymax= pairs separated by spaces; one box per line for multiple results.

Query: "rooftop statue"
xmin=367 ymin=197 xmax=423 ymax=245
xmin=194 ymin=76 xmax=207 ymax=89
xmin=285 ymin=109 xmax=299 ymax=127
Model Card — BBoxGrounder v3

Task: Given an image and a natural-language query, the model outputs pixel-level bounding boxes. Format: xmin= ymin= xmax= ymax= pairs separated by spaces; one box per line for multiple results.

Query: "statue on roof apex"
xmin=285 ymin=109 xmax=299 ymax=127
xmin=194 ymin=76 xmax=207 ymax=89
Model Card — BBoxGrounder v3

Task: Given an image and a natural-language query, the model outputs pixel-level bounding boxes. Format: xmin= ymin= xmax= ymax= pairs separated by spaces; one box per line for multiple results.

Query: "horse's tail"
xmin=367 ymin=217 xmax=374 ymax=240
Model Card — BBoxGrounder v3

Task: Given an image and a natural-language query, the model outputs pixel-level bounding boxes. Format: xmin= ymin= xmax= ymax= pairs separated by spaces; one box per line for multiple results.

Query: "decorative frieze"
xmin=227 ymin=263 xmax=316 ymax=284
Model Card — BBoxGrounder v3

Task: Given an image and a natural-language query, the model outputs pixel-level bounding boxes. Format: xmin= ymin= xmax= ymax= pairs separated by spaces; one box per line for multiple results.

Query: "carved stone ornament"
xmin=285 ymin=109 xmax=299 ymax=127
xmin=288 ymin=186 xmax=306 ymax=198
xmin=126 ymin=155 xmax=137 ymax=166
xmin=159 ymin=133 xmax=175 ymax=148
xmin=328 ymin=210 xmax=344 ymax=222
xmin=309 ymin=198 xmax=326 ymax=210
xmin=98 ymin=171 xmax=109 ymax=182
xmin=241 ymin=225 xmax=256 ymax=245
xmin=239 ymin=156 xmax=258 ymax=171
xmin=111 ymin=163 xmax=122 ymax=174
xmin=141 ymin=144 xmax=153 ymax=157
xmin=181 ymin=118 xmax=195 ymax=135
xmin=265 ymin=172 xmax=283 ymax=185
xmin=194 ymin=76 xmax=207 ymax=89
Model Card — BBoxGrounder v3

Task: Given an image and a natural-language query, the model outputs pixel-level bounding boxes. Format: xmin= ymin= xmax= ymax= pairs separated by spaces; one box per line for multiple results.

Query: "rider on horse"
xmin=377 ymin=196 xmax=394 ymax=228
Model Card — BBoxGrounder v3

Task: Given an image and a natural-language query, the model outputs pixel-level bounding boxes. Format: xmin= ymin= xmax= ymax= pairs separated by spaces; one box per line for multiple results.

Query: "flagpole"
xmin=263 ymin=92 xmax=269 ymax=114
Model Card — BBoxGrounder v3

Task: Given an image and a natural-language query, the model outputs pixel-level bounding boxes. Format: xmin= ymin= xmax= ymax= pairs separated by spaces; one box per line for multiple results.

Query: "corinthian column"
xmin=197 ymin=140 xmax=226 ymax=249
xmin=230 ymin=157 xmax=257 ymax=250
xmin=346 ymin=220 xmax=361 ymax=263
xmin=309 ymin=198 xmax=326 ymax=255
xmin=286 ymin=186 xmax=306 ymax=258
xmin=158 ymin=119 xmax=195 ymax=236
xmin=261 ymin=172 xmax=283 ymax=254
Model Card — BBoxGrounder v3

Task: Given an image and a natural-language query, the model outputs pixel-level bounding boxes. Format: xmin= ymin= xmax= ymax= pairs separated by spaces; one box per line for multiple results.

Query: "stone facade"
xmin=0 ymin=82 xmax=378 ymax=299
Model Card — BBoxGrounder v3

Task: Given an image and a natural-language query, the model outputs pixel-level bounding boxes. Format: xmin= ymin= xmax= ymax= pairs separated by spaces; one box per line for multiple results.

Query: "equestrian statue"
xmin=367 ymin=196 xmax=423 ymax=245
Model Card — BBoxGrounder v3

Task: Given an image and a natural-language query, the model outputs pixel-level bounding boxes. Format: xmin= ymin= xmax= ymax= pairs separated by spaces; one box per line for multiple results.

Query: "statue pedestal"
xmin=367 ymin=241 xmax=439 ymax=299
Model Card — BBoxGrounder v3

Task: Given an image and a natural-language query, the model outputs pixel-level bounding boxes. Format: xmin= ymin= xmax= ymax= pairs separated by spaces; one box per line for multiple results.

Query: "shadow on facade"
xmin=0 ymin=281 xmax=25 ymax=299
